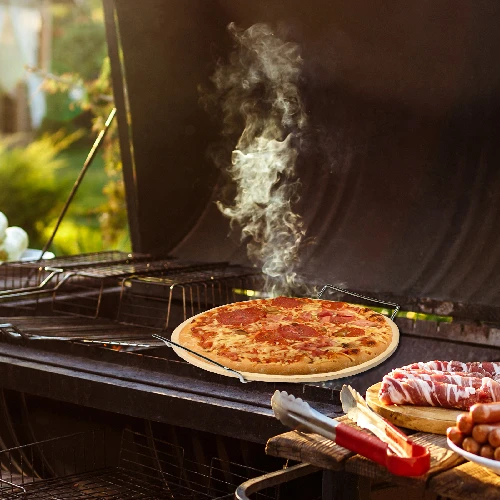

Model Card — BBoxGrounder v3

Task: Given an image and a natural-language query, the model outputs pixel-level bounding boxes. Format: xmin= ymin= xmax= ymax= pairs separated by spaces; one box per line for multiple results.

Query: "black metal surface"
xmin=104 ymin=0 xmax=500 ymax=306
xmin=0 ymin=316 xmax=343 ymax=443
xmin=0 ymin=309 xmax=498 ymax=442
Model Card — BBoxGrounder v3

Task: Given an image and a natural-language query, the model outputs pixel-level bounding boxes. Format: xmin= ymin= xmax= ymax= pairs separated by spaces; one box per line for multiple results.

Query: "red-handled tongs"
xmin=271 ymin=388 xmax=430 ymax=477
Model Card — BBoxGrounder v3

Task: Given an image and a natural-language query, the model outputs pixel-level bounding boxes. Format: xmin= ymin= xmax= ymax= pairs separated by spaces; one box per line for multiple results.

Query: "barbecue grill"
xmin=0 ymin=0 xmax=499 ymax=498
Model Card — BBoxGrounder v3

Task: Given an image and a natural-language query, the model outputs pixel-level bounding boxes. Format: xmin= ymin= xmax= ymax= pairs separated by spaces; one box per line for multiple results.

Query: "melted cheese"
xmin=191 ymin=299 xmax=391 ymax=364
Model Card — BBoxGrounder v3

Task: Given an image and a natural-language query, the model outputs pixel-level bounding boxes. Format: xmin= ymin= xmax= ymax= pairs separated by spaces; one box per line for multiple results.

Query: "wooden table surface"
xmin=265 ymin=416 xmax=500 ymax=499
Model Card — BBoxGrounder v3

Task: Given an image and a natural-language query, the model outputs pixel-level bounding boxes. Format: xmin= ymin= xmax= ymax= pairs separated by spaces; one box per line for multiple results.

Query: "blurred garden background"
xmin=0 ymin=0 xmax=129 ymax=257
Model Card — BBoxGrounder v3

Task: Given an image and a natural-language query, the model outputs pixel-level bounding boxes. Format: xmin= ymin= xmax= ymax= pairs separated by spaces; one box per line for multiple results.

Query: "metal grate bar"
xmin=6 ymin=251 xmax=150 ymax=271
xmin=74 ymin=260 xmax=229 ymax=279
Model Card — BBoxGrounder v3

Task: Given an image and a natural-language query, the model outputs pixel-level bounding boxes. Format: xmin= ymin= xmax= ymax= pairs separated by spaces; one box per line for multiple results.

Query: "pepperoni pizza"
xmin=177 ymin=296 xmax=397 ymax=376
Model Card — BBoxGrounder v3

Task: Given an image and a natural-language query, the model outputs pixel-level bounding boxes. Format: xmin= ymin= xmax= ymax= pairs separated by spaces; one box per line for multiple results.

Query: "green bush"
xmin=0 ymin=131 xmax=81 ymax=249
xmin=43 ymin=2 xmax=107 ymax=130
xmin=51 ymin=21 xmax=107 ymax=80
xmin=40 ymin=218 xmax=130 ymax=256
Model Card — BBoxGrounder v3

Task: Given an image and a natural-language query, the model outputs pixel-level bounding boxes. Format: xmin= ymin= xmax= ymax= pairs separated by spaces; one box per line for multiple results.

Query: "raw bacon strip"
xmin=481 ymin=378 xmax=500 ymax=402
xmin=473 ymin=362 xmax=500 ymax=377
xmin=389 ymin=369 xmax=484 ymax=388
xmin=389 ymin=369 xmax=487 ymax=381
xmin=378 ymin=376 xmax=481 ymax=410
xmin=379 ymin=375 xmax=500 ymax=410
xmin=402 ymin=361 xmax=500 ymax=377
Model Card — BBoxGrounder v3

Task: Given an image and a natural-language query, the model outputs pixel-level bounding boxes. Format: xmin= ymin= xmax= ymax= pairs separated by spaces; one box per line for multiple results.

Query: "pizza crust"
xmin=175 ymin=298 xmax=398 ymax=379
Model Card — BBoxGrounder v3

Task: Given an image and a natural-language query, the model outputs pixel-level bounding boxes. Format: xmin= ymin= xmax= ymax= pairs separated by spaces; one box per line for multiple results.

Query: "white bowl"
xmin=20 ymin=249 xmax=55 ymax=261
xmin=447 ymin=437 xmax=500 ymax=475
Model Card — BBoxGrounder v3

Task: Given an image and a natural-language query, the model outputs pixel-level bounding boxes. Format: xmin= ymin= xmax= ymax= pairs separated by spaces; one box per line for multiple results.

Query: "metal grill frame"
xmin=0 ymin=429 xmax=279 ymax=499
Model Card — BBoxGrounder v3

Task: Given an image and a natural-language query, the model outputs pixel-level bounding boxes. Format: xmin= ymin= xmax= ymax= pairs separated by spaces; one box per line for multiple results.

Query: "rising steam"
xmin=209 ymin=23 xmax=307 ymax=295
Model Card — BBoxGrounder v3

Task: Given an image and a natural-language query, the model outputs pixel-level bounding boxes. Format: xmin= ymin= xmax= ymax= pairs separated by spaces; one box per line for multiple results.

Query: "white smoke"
xmin=209 ymin=23 xmax=308 ymax=295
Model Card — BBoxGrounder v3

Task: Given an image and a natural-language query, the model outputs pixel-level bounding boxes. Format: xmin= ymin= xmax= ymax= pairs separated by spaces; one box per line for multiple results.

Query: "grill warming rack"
xmin=48 ymin=260 xmax=247 ymax=320
xmin=0 ymin=258 xmax=263 ymax=355
xmin=116 ymin=267 xmax=263 ymax=330
xmin=0 ymin=252 xmax=258 ymax=321
xmin=0 ymin=251 xmax=151 ymax=313
xmin=0 ymin=428 xmax=279 ymax=499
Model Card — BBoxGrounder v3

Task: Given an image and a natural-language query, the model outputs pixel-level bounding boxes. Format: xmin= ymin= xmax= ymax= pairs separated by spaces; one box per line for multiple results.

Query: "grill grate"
xmin=0 ymin=429 xmax=277 ymax=499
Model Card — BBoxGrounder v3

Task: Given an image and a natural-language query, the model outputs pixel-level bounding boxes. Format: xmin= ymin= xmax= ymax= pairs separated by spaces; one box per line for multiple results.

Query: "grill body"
xmin=106 ymin=0 xmax=500 ymax=307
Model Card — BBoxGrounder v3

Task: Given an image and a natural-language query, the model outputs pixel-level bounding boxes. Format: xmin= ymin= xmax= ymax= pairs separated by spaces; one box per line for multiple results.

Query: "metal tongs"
xmin=271 ymin=386 xmax=430 ymax=477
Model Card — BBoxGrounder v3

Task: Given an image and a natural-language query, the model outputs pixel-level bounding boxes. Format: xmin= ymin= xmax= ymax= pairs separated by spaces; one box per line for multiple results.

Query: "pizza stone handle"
xmin=151 ymin=334 xmax=248 ymax=383
xmin=317 ymin=284 xmax=400 ymax=320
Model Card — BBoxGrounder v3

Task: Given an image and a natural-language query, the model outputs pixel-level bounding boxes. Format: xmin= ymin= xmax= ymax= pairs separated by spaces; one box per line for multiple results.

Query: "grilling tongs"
xmin=271 ymin=386 xmax=430 ymax=476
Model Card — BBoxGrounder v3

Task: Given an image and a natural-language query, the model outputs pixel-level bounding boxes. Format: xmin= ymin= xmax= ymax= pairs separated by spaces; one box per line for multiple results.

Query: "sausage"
xmin=480 ymin=444 xmax=495 ymax=460
xmin=472 ymin=423 xmax=500 ymax=444
xmin=447 ymin=426 xmax=465 ymax=447
xmin=488 ymin=428 xmax=500 ymax=448
xmin=462 ymin=436 xmax=481 ymax=455
xmin=494 ymin=447 xmax=500 ymax=461
xmin=456 ymin=413 xmax=474 ymax=434
xmin=470 ymin=402 xmax=500 ymax=424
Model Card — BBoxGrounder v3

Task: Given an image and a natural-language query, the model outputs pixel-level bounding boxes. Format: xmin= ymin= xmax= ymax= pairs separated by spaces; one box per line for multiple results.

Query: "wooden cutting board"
xmin=366 ymin=382 xmax=461 ymax=435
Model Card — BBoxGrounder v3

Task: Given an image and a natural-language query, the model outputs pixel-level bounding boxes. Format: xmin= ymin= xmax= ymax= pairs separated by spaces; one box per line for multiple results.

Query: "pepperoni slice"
xmin=216 ymin=306 xmax=265 ymax=326
xmin=254 ymin=330 xmax=288 ymax=345
xmin=339 ymin=327 xmax=365 ymax=337
xmin=255 ymin=323 xmax=319 ymax=344
xmin=277 ymin=323 xmax=318 ymax=340
xmin=271 ymin=296 xmax=303 ymax=308
xmin=218 ymin=350 xmax=240 ymax=361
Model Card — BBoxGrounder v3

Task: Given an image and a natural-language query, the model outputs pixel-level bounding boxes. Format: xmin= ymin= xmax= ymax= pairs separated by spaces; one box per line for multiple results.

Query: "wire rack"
xmin=116 ymin=266 xmax=263 ymax=330
xmin=0 ymin=429 xmax=278 ymax=499
xmin=0 ymin=251 xmax=249 ymax=322
xmin=0 ymin=252 xmax=151 ymax=315
xmin=50 ymin=261 xmax=258 ymax=321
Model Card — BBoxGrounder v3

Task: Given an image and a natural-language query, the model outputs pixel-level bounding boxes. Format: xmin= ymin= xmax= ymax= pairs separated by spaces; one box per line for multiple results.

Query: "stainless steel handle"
xmin=317 ymin=284 xmax=400 ymax=320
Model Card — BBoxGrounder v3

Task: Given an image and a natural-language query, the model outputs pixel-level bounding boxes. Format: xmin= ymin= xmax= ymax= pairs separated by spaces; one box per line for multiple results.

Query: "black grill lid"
xmin=104 ymin=0 xmax=500 ymax=307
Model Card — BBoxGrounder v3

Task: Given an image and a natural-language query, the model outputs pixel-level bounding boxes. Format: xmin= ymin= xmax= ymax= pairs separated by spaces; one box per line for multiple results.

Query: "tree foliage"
xmin=0 ymin=131 xmax=82 ymax=249
xmin=34 ymin=0 xmax=130 ymax=254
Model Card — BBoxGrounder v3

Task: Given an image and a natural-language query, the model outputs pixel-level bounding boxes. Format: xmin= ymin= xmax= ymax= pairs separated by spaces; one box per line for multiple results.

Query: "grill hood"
xmin=104 ymin=0 xmax=500 ymax=307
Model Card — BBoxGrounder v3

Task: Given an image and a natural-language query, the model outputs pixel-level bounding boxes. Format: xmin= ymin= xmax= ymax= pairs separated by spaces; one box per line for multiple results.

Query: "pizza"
xmin=176 ymin=296 xmax=397 ymax=376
